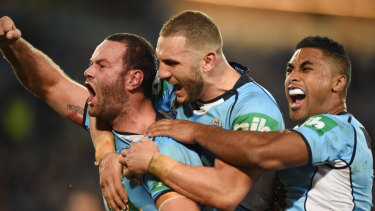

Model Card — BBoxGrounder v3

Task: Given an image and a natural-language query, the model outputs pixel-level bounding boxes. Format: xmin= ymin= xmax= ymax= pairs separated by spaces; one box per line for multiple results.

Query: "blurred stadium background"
xmin=0 ymin=0 xmax=374 ymax=210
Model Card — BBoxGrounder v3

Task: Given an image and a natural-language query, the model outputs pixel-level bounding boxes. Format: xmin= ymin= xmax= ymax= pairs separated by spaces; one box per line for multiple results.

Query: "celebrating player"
xmin=95 ymin=10 xmax=285 ymax=210
xmin=0 ymin=16 xmax=205 ymax=211
xmin=130 ymin=36 xmax=374 ymax=210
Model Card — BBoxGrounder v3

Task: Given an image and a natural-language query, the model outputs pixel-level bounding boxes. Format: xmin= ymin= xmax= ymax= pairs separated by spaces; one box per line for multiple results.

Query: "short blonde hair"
xmin=160 ymin=10 xmax=223 ymax=54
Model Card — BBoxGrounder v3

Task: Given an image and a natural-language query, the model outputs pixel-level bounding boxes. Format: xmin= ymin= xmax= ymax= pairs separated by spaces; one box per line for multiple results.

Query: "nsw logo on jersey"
xmin=232 ymin=113 xmax=279 ymax=132
xmin=301 ymin=115 xmax=338 ymax=136
xmin=210 ymin=118 xmax=223 ymax=127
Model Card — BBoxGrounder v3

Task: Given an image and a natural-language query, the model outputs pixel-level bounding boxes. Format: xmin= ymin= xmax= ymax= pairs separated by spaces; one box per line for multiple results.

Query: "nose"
xmin=158 ymin=63 xmax=171 ymax=79
xmin=286 ymin=69 xmax=300 ymax=85
xmin=84 ymin=65 xmax=95 ymax=79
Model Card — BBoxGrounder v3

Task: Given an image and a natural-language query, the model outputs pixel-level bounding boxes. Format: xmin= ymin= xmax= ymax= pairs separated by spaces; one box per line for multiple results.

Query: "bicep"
xmin=45 ymin=78 xmax=89 ymax=126
xmin=162 ymin=158 xmax=257 ymax=210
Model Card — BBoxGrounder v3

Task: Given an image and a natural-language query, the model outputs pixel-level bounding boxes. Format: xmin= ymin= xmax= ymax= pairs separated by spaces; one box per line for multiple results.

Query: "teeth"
xmin=289 ymin=88 xmax=305 ymax=96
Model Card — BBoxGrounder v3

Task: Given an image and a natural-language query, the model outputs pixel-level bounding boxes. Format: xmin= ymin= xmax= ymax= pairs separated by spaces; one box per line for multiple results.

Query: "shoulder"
xmin=293 ymin=114 xmax=356 ymax=163
xmin=231 ymin=81 xmax=284 ymax=131
xmin=238 ymin=81 xmax=278 ymax=104
xmin=295 ymin=114 xmax=351 ymax=137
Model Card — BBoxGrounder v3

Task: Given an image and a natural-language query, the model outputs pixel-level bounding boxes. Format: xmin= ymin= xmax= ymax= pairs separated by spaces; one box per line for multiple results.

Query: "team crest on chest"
xmin=210 ymin=118 xmax=223 ymax=128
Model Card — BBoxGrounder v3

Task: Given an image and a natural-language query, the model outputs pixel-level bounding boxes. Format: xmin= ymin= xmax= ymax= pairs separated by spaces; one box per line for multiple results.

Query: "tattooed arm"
xmin=0 ymin=16 xmax=89 ymax=125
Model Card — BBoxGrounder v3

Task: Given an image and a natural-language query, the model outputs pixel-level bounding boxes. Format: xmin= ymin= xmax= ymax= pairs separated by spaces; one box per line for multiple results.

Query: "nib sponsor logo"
xmin=300 ymin=115 xmax=338 ymax=136
xmin=234 ymin=117 xmax=271 ymax=132
xmin=302 ymin=117 xmax=325 ymax=130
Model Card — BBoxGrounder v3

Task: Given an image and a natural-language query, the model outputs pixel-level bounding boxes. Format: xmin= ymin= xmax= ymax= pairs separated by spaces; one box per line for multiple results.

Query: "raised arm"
xmin=0 ymin=16 xmax=88 ymax=126
xmin=147 ymin=119 xmax=309 ymax=169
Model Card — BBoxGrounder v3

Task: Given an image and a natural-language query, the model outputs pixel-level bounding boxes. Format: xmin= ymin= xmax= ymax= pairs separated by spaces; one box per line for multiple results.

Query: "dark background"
xmin=0 ymin=0 xmax=374 ymax=210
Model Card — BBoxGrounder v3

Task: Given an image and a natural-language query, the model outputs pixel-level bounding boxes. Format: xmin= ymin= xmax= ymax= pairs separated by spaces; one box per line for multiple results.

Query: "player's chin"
xmin=289 ymin=110 xmax=306 ymax=121
xmin=175 ymin=95 xmax=188 ymax=104
xmin=88 ymin=107 xmax=99 ymax=117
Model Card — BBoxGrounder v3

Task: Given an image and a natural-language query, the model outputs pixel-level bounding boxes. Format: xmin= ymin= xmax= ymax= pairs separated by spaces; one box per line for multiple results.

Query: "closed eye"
xmin=300 ymin=61 xmax=313 ymax=72
xmin=163 ymin=59 xmax=179 ymax=67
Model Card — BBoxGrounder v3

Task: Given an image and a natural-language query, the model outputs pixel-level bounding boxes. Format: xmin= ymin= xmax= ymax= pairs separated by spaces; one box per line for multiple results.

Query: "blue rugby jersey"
xmin=153 ymin=62 xmax=285 ymax=211
xmin=277 ymin=113 xmax=373 ymax=210
xmin=83 ymin=106 xmax=205 ymax=211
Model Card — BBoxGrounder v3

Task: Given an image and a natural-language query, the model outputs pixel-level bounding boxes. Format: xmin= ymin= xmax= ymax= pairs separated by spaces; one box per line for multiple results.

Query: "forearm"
xmin=193 ymin=125 xmax=262 ymax=167
xmin=194 ymin=126 xmax=307 ymax=169
xmin=149 ymin=152 xmax=252 ymax=210
xmin=1 ymin=38 xmax=88 ymax=124
xmin=1 ymin=38 xmax=77 ymax=99
xmin=89 ymin=116 xmax=116 ymax=161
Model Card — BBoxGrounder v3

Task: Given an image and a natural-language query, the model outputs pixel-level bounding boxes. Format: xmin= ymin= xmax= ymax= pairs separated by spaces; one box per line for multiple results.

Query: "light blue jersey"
xmin=277 ymin=113 xmax=373 ymax=210
xmin=152 ymin=75 xmax=177 ymax=119
xmin=83 ymin=106 xmax=205 ymax=211
xmin=153 ymin=62 xmax=285 ymax=211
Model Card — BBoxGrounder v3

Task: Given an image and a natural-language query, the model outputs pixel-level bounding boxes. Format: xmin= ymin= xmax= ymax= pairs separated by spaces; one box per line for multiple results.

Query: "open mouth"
xmin=173 ymin=84 xmax=183 ymax=95
xmin=85 ymin=83 xmax=96 ymax=105
xmin=288 ymin=88 xmax=305 ymax=108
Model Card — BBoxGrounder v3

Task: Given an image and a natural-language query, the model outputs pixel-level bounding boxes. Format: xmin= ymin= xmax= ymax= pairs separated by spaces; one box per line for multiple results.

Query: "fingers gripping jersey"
xmin=83 ymin=107 xmax=204 ymax=211
xmin=153 ymin=62 xmax=285 ymax=211
xmin=277 ymin=113 xmax=373 ymax=210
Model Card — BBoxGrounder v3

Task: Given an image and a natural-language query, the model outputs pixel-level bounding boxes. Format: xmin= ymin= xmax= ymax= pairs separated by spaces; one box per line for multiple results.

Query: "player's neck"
xmin=325 ymin=101 xmax=347 ymax=116
xmin=111 ymin=97 xmax=156 ymax=134
xmin=199 ymin=59 xmax=241 ymax=102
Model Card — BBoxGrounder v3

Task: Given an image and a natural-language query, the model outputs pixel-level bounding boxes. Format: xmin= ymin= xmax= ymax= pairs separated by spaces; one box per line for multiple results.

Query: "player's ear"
xmin=332 ymin=74 xmax=346 ymax=93
xmin=125 ymin=69 xmax=144 ymax=91
xmin=201 ymin=50 xmax=216 ymax=73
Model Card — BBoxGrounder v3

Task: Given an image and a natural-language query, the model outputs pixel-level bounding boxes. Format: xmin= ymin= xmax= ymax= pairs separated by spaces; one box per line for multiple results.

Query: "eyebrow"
xmin=286 ymin=63 xmax=294 ymax=69
xmin=300 ymin=61 xmax=313 ymax=68
xmin=161 ymin=59 xmax=180 ymax=66
xmin=90 ymin=59 xmax=107 ymax=64
xmin=286 ymin=61 xmax=313 ymax=69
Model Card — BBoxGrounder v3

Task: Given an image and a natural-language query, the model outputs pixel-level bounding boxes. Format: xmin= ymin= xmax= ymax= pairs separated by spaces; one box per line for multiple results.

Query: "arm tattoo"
xmin=67 ymin=104 xmax=84 ymax=125
xmin=67 ymin=104 xmax=84 ymax=114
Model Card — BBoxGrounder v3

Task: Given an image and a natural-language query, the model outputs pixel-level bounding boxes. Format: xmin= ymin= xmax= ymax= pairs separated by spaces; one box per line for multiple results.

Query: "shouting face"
xmin=84 ymin=40 xmax=129 ymax=119
xmin=156 ymin=35 xmax=204 ymax=103
xmin=285 ymin=48 xmax=337 ymax=121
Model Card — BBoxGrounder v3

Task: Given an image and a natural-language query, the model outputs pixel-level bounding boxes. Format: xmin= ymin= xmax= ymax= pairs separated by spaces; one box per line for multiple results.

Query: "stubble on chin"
xmin=87 ymin=106 xmax=98 ymax=117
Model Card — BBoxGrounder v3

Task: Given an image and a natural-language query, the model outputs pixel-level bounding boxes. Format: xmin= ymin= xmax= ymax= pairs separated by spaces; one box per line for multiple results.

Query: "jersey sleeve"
xmin=231 ymin=91 xmax=285 ymax=132
xmin=141 ymin=137 xmax=203 ymax=202
xmin=293 ymin=114 xmax=355 ymax=165
xmin=82 ymin=100 xmax=90 ymax=132
xmin=151 ymin=75 xmax=176 ymax=116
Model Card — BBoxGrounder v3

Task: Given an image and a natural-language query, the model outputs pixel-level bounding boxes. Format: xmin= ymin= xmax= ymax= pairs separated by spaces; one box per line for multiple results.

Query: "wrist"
xmin=94 ymin=151 xmax=117 ymax=167
xmin=147 ymin=152 xmax=177 ymax=182
xmin=2 ymin=37 xmax=23 ymax=50
xmin=94 ymin=133 xmax=115 ymax=161
xmin=95 ymin=147 xmax=116 ymax=162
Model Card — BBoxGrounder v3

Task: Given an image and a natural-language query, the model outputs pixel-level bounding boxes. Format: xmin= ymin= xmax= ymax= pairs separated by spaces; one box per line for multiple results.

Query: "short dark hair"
xmin=296 ymin=36 xmax=352 ymax=95
xmin=160 ymin=10 xmax=223 ymax=54
xmin=105 ymin=33 xmax=157 ymax=98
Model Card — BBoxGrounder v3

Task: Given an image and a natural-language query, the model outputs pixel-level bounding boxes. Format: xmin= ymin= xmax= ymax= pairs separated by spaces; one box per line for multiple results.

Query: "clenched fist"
xmin=0 ymin=16 xmax=21 ymax=47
